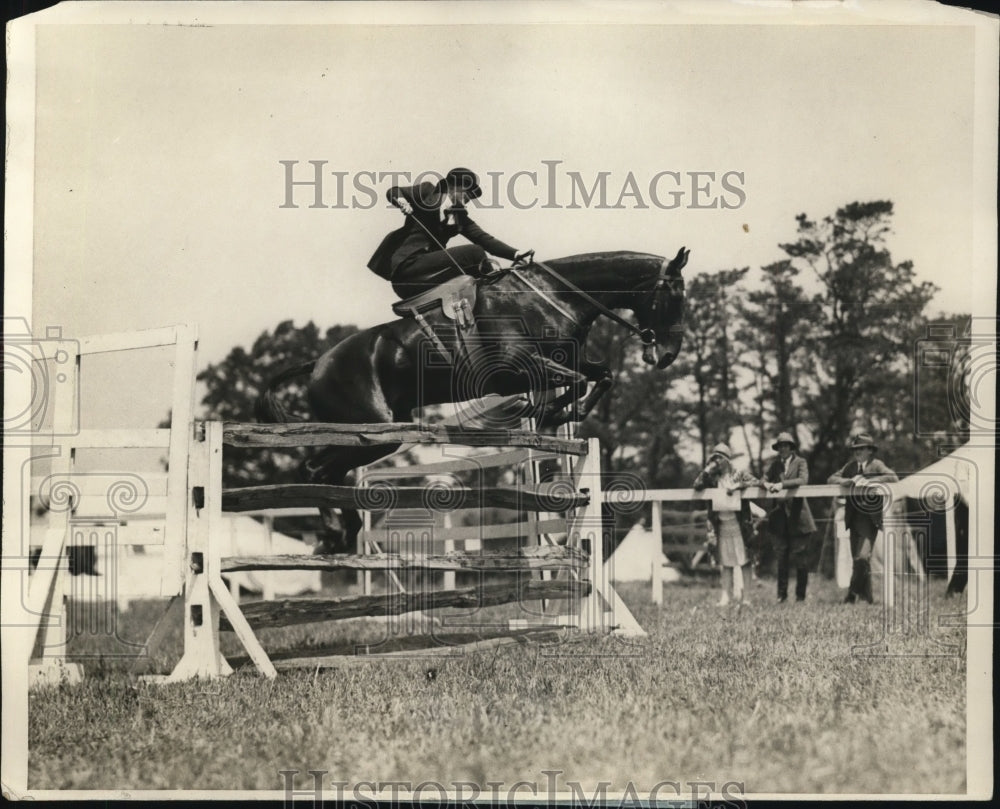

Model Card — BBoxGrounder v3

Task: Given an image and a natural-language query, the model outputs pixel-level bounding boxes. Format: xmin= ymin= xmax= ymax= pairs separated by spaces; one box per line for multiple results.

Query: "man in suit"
xmin=828 ymin=433 xmax=898 ymax=603
xmin=763 ymin=432 xmax=816 ymax=602
xmin=367 ymin=167 xmax=534 ymax=299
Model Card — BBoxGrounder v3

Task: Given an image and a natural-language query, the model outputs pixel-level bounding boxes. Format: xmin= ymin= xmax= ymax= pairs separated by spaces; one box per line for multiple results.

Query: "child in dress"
xmin=694 ymin=443 xmax=759 ymax=606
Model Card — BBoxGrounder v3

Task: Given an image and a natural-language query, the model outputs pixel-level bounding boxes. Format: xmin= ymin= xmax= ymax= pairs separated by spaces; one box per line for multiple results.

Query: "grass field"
xmin=29 ymin=574 xmax=967 ymax=795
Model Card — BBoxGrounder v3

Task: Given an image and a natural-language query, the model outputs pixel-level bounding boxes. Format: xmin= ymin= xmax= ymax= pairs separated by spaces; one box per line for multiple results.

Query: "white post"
xmin=359 ymin=467 xmax=372 ymax=596
xmin=166 ymin=421 xmax=277 ymax=681
xmin=651 ymin=501 xmax=663 ymax=606
xmin=882 ymin=497 xmax=896 ymax=635
xmin=442 ymin=512 xmax=456 ymax=592
xmin=261 ymin=514 xmax=275 ymax=602
xmin=571 ymin=438 xmax=645 ymax=637
xmin=162 ymin=325 xmax=198 ymax=597
xmin=945 ymin=488 xmax=957 ymax=582
xmin=28 ymin=337 xmax=83 ymax=686
xmin=227 ymin=516 xmax=241 ymax=604
xmin=166 ymin=420 xmax=234 ymax=680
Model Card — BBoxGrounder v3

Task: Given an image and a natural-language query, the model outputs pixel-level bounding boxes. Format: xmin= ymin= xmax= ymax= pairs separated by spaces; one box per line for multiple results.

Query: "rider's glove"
xmin=513 ymin=249 xmax=535 ymax=264
xmin=395 ymin=198 xmax=414 ymax=216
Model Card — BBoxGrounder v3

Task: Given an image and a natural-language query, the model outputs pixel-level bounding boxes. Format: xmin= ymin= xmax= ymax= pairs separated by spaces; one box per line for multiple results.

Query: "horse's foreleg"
xmin=575 ymin=374 xmax=613 ymax=419
xmin=533 ymin=356 xmax=588 ymax=389
xmin=536 ymin=360 xmax=613 ymax=426
xmin=530 ymin=356 xmax=589 ymax=415
xmin=571 ymin=361 xmax=614 ymax=420
xmin=538 ymin=386 xmax=607 ymax=427
xmin=538 ymin=379 xmax=587 ymax=416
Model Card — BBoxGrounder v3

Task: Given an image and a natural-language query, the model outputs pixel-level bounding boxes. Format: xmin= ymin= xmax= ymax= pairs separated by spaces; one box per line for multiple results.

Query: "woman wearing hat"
xmin=762 ymin=432 xmax=817 ymax=602
xmin=693 ymin=443 xmax=759 ymax=607
xmin=828 ymin=433 xmax=898 ymax=603
xmin=367 ymin=167 xmax=534 ymax=299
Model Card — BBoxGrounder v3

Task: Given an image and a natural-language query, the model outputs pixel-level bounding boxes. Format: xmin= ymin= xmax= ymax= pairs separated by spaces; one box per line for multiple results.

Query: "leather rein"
xmin=510 ymin=257 xmax=682 ymax=359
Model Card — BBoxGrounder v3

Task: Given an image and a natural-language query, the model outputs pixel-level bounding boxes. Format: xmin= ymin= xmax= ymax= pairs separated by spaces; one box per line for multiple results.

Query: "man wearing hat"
xmin=693 ymin=443 xmax=759 ymax=606
xmin=762 ymin=432 xmax=817 ymax=602
xmin=367 ymin=168 xmax=534 ymax=299
xmin=828 ymin=433 xmax=898 ymax=603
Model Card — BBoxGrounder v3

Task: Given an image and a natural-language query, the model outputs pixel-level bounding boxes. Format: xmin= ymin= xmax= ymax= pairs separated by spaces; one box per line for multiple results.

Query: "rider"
xmin=367 ymin=167 xmax=534 ymax=299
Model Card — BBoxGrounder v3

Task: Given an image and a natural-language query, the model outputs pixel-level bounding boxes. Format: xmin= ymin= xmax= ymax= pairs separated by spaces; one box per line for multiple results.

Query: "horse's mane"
xmin=518 ymin=251 xmax=663 ymax=291
xmin=543 ymin=250 xmax=662 ymax=269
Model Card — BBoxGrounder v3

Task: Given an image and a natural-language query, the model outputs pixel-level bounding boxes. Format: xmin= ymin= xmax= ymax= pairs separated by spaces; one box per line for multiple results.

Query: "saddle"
xmin=392 ymin=275 xmax=478 ymax=329
xmin=391 ymin=275 xmax=479 ymax=363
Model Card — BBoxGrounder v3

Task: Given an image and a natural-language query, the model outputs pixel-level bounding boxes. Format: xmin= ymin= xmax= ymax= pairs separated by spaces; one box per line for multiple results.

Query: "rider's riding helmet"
xmin=438 ymin=167 xmax=483 ymax=200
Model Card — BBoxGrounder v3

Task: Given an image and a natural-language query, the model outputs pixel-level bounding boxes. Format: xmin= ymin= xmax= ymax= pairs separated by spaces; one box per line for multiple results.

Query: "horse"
xmin=256 ymin=248 xmax=688 ymax=549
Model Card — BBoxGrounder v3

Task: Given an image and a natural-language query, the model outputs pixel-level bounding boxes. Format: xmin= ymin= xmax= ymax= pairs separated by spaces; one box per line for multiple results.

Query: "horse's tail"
xmin=254 ymin=360 xmax=316 ymax=423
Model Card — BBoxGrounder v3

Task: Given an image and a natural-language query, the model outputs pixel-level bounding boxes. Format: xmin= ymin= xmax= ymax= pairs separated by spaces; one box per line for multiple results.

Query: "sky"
xmin=10 ymin=2 xmax=997 ymax=431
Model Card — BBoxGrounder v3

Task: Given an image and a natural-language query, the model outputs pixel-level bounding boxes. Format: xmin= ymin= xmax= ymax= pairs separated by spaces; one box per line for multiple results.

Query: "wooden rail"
xmin=359 ymin=517 xmax=569 ymax=545
xmin=234 ymin=628 xmax=569 ymax=670
xmin=221 ymin=482 xmax=588 ymax=513
xmin=643 ymin=481 xmax=943 ymax=606
xmin=222 ymin=422 xmax=587 ymax=454
xmin=641 ymin=484 xmax=886 ymax=502
xmin=220 ymin=546 xmax=588 ymax=573
xmin=220 ymin=579 xmax=590 ymax=630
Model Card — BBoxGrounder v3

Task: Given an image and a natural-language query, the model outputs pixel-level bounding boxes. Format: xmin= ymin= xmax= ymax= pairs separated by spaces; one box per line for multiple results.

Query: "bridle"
xmin=511 ymin=256 xmax=685 ymax=363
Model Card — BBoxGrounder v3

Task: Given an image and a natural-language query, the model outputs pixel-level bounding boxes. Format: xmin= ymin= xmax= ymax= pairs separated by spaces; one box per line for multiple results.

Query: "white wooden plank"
xmin=236 ymin=507 xmax=318 ymax=519
xmin=42 ymin=495 xmax=169 ymax=517
xmin=364 ymin=448 xmax=553 ymax=479
xmin=641 ymin=484 xmax=896 ymax=502
xmin=39 ymin=429 xmax=173 ymax=449
xmin=30 ymin=474 xmax=169 ymax=496
xmin=76 ymin=324 xmax=190 ymax=356
xmin=360 ymin=517 xmax=567 ymax=545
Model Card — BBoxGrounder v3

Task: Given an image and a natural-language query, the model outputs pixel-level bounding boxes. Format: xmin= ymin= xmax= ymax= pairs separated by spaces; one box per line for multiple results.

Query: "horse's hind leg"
xmin=304 ymin=444 xmax=401 ymax=554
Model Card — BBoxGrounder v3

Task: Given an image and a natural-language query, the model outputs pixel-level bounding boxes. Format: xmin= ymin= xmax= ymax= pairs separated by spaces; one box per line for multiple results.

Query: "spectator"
xmin=693 ymin=443 xmax=759 ymax=607
xmin=763 ymin=432 xmax=816 ymax=603
xmin=828 ymin=433 xmax=898 ymax=603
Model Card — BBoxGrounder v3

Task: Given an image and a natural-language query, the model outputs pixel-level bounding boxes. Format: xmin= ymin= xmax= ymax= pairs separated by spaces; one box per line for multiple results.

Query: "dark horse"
xmin=256 ymin=249 xmax=688 ymax=549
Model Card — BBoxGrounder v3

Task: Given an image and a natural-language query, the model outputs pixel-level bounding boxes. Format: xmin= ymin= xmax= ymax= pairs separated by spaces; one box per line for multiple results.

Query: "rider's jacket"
xmin=367 ymin=182 xmax=517 ymax=280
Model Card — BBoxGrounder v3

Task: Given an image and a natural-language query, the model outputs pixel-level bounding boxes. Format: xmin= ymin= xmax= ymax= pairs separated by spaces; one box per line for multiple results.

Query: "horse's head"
xmin=637 ymin=247 xmax=688 ymax=369
xmin=504 ymin=248 xmax=688 ymax=371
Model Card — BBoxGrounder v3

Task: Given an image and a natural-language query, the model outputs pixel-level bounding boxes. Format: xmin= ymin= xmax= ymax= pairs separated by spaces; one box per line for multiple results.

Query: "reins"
xmin=511 ymin=257 xmax=680 ymax=354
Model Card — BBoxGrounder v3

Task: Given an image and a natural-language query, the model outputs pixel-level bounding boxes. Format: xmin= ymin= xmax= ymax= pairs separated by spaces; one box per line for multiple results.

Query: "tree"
xmin=578 ymin=316 xmax=692 ymax=487
xmin=673 ymin=268 xmax=750 ymax=465
xmin=734 ymin=260 xmax=820 ymax=472
xmin=195 ymin=320 xmax=359 ymax=488
xmin=780 ymin=201 xmax=938 ymax=481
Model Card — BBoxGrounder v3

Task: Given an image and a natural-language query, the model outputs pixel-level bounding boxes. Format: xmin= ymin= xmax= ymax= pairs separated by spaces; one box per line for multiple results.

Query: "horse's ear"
xmin=669 ymin=246 xmax=689 ymax=274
